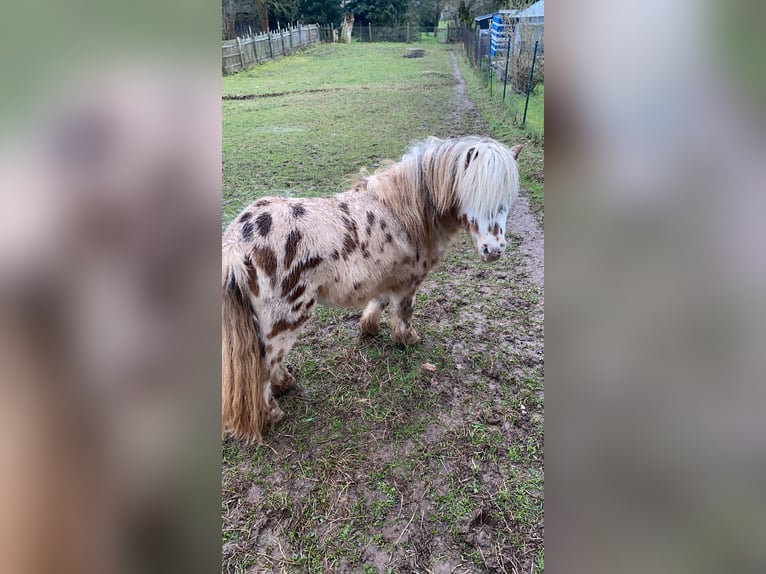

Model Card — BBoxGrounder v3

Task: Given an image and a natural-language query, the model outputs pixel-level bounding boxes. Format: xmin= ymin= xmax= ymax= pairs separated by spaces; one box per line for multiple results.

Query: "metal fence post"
xmin=502 ymin=42 xmax=511 ymax=101
xmin=522 ymin=40 xmax=539 ymax=125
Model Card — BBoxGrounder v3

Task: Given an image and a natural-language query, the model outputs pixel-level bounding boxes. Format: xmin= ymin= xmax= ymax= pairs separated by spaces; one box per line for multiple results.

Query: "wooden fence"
xmin=222 ymin=24 xmax=321 ymax=74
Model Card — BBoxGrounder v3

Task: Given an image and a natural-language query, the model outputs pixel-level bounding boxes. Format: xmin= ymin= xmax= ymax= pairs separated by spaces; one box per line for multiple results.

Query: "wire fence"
xmin=345 ymin=23 xmax=460 ymax=43
xmin=459 ymin=23 xmax=544 ymax=141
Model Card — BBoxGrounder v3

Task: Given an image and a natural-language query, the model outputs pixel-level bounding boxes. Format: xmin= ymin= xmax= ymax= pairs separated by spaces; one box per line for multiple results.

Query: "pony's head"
xmin=375 ymin=136 xmax=523 ymax=262
xmin=448 ymin=138 xmax=522 ymax=262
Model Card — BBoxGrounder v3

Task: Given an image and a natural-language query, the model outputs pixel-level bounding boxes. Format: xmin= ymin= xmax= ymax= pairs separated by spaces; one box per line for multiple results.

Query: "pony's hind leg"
xmin=271 ymin=363 xmax=296 ymax=397
xmin=265 ymin=330 xmax=301 ymax=404
xmin=360 ymin=296 xmax=389 ymax=336
xmin=389 ymin=291 xmax=420 ymax=346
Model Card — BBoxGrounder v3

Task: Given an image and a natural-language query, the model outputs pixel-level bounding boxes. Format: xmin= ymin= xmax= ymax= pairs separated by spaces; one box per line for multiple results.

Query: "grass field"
xmin=222 ymin=42 xmax=544 ymax=573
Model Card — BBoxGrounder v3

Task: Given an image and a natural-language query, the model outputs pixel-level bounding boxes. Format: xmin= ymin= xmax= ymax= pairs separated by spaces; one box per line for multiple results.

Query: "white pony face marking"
xmin=456 ymin=141 xmax=522 ymax=263
xmin=465 ymin=206 xmax=509 ymax=262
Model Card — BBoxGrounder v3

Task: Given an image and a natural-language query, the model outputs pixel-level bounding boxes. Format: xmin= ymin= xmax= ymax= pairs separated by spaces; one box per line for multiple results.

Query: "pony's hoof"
xmin=392 ymin=327 xmax=420 ymax=346
xmin=272 ymin=371 xmax=296 ymax=397
xmin=360 ymin=317 xmax=380 ymax=336
xmin=270 ymin=406 xmax=285 ymax=426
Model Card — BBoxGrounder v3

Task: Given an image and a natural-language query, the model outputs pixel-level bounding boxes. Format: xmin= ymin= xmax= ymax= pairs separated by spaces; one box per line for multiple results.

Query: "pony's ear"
xmin=510 ymin=144 xmax=524 ymax=159
xmin=464 ymin=147 xmax=476 ymax=169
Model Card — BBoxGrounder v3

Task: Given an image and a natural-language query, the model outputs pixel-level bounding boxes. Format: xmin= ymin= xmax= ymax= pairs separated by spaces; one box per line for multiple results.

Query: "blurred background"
xmin=1 ymin=0 xmax=765 ymax=572
xmin=0 ymin=2 xmax=222 ymax=574
xmin=546 ymin=0 xmax=766 ymax=572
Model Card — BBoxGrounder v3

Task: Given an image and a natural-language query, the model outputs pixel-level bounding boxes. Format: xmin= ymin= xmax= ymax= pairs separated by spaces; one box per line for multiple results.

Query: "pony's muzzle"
xmin=480 ymin=239 xmax=506 ymax=262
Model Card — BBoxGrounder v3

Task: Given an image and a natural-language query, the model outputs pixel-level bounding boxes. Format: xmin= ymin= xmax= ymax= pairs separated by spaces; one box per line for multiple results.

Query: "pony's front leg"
xmin=360 ymin=295 xmax=389 ymax=336
xmin=389 ymin=291 xmax=420 ymax=346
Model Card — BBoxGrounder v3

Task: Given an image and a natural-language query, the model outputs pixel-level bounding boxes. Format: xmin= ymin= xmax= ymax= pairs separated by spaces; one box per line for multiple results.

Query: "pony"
xmin=222 ymin=136 xmax=522 ymax=443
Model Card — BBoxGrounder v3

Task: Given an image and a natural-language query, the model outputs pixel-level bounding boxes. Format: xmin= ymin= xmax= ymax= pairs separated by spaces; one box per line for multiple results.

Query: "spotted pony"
xmin=222 ymin=136 xmax=522 ymax=443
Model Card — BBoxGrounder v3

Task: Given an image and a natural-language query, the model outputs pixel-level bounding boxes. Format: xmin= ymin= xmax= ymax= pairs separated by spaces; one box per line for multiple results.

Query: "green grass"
xmin=222 ymin=42 xmax=543 ymax=574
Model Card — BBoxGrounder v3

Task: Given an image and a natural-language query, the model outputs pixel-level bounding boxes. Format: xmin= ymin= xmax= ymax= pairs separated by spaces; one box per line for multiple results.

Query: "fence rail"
xmin=222 ymin=24 xmax=321 ymax=74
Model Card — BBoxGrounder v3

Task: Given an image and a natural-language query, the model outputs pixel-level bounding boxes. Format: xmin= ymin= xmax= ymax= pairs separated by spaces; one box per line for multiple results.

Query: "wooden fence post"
xmin=369 ymin=23 xmax=372 ymax=42
xmin=406 ymin=23 xmax=410 ymax=43
xmin=236 ymin=36 xmax=245 ymax=72
xmin=268 ymin=31 xmax=274 ymax=59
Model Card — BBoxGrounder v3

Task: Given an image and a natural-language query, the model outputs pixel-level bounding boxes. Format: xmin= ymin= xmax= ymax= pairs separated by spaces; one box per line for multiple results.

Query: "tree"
xmin=297 ymin=0 xmax=343 ymax=24
xmin=344 ymin=0 xmax=410 ymax=26
xmin=222 ymin=0 xmax=238 ymax=39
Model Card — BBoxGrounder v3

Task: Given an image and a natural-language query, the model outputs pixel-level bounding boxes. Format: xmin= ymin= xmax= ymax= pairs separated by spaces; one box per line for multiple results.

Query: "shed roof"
xmin=517 ymin=0 xmax=544 ymax=18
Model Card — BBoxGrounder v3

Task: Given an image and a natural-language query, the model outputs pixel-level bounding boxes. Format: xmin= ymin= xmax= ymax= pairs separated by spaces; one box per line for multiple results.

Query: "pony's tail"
xmin=222 ymin=246 xmax=267 ymax=444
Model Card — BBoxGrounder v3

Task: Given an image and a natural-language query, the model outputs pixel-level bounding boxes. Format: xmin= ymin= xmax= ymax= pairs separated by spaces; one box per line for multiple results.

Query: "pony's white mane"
xmin=364 ymin=136 xmax=519 ymax=249
xmin=408 ymin=136 xmax=519 ymax=218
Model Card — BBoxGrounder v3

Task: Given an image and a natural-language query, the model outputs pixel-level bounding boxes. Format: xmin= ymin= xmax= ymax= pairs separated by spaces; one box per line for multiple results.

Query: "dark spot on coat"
xmin=243 ymin=254 xmax=259 ymax=297
xmin=286 ymin=284 xmax=306 ymax=304
xmin=284 ymin=229 xmax=302 ymax=269
xmin=384 ymin=232 xmax=393 ymax=243
xmin=380 ymin=220 xmax=387 ymax=231
xmin=366 ymin=212 xmax=375 ymax=227
xmin=252 ymin=245 xmax=277 ymax=282
xmin=254 ymin=198 xmax=271 ymax=207
xmin=360 ymin=241 xmax=370 ymax=259
xmin=470 ymin=219 xmax=479 ymax=234
xmin=306 ymin=298 xmax=315 ymax=309
xmin=464 ymin=147 xmax=476 ymax=169
xmin=291 ymin=301 xmax=303 ymax=313
xmin=239 ymin=212 xmax=252 ymax=222
xmin=398 ymin=297 xmax=413 ymax=319
xmin=342 ymin=215 xmax=358 ymax=238
xmin=281 ymin=256 xmax=323 ymax=297
xmin=342 ymin=233 xmax=358 ymax=259
xmin=254 ymin=212 xmax=272 ymax=237
xmin=490 ymin=222 xmax=501 ymax=237
xmin=365 ymin=224 xmax=372 ymax=236
xmin=338 ymin=202 xmax=350 ymax=215
xmin=353 ymin=282 xmax=361 ymax=291
xmin=241 ymin=221 xmax=254 ymax=240
xmin=291 ymin=203 xmax=306 ymax=218
xmin=331 ymin=249 xmax=339 ymax=261
xmin=268 ymin=313 xmax=311 ymax=338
